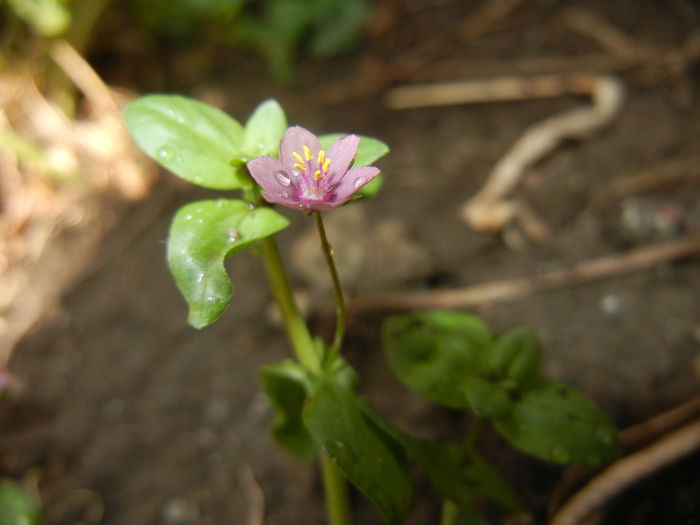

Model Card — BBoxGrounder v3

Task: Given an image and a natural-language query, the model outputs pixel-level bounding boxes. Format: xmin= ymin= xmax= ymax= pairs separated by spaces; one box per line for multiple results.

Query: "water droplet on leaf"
xmin=157 ymin=147 xmax=173 ymax=160
xmin=195 ymin=272 xmax=204 ymax=283
xmin=183 ymin=214 xmax=192 ymax=221
xmin=275 ymin=171 xmax=291 ymax=186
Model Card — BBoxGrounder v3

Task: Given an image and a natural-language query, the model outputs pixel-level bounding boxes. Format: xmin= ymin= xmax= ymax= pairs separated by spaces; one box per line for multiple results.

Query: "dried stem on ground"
xmin=0 ymin=40 xmax=155 ymax=369
xmin=349 ymin=235 xmax=700 ymax=313
xmin=386 ymin=74 xmax=625 ymax=242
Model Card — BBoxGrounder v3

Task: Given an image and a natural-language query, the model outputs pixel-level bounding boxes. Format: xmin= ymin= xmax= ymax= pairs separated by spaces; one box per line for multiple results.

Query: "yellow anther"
xmin=293 ymin=163 xmax=306 ymax=172
xmin=302 ymin=145 xmax=313 ymax=161
xmin=317 ymin=150 xmax=325 ymax=166
xmin=323 ymin=158 xmax=331 ymax=173
xmin=292 ymin=151 xmax=304 ymax=164
xmin=314 ymin=169 xmax=321 ymax=180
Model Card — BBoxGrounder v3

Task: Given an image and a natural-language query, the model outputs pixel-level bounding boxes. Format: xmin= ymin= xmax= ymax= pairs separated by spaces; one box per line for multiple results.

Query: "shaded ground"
xmin=2 ymin=1 xmax=700 ymax=524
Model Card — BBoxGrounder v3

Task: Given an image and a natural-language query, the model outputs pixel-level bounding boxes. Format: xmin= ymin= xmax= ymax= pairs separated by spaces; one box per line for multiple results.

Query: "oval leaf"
xmin=382 ymin=310 xmax=493 ymax=408
xmin=0 ymin=481 xmax=41 ymax=525
xmin=303 ymin=381 xmax=411 ymax=525
xmin=167 ymin=199 xmax=289 ymax=328
xmin=493 ymin=379 xmax=620 ymax=465
xmin=242 ymin=99 xmax=287 ymax=158
xmin=124 ymin=95 xmax=246 ymax=189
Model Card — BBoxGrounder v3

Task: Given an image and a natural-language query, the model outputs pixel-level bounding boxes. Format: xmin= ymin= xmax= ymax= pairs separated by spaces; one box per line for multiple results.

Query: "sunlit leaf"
xmin=167 ymin=199 xmax=289 ymax=328
xmin=124 ymin=95 xmax=246 ymax=189
xmin=242 ymin=99 xmax=287 ymax=158
xmin=0 ymin=480 xmax=41 ymax=525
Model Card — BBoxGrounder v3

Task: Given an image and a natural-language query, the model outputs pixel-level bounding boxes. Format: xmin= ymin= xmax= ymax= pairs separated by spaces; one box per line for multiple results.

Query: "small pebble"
xmin=160 ymin=497 xmax=199 ymax=525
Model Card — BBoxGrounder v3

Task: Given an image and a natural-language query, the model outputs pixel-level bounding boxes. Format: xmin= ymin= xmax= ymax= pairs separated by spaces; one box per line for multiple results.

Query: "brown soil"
xmin=2 ymin=1 xmax=699 ymax=524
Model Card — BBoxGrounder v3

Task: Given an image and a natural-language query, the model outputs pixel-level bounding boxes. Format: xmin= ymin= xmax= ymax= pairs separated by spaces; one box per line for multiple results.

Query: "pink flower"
xmin=246 ymin=126 xmax=380 ymax=211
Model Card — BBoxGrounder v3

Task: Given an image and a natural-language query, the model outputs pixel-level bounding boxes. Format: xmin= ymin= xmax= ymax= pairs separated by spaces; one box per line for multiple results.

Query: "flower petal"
xmin=326 ymin=135 xmax=359 ymax=182
xmin=280 ymin=126 xmax=321 ymax=169
xmin=247 ymin=156 xmax=286 ymax=190
xmin=333 ymin=166 xmax=380 ymax=204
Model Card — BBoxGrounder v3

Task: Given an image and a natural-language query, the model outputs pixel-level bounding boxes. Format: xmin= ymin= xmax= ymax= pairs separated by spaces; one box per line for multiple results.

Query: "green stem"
xmin=314 ymin=211 xmax=346 ymax=368
xmin=440 ymin=500 xmax=459 ymax=525
xmin=321 ymin=454 xmax=353 ymax=525
xmin=259 ymin=235 xmax=320 ymax=374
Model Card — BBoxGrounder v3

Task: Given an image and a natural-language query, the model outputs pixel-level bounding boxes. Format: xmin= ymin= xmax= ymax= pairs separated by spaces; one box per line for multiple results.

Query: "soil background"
xmin=2 ymin=1 xmax=700 ymax=524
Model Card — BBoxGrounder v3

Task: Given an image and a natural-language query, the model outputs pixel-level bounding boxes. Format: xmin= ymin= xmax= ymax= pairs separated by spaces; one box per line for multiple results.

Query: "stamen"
xmin=317 ymin=150 xmax=325 ymax=166
xmin=322 ymin=158 xmax=331 ymax=173
xmin=292 ymin=151 xmax=304 ymax=164
xmin=302 ymin=145 xmax=312 ymax=161
xmin=314 ymin=169 xmax=321 ymax=180
xmin=293 ymin=163 xmax=306 ymax=172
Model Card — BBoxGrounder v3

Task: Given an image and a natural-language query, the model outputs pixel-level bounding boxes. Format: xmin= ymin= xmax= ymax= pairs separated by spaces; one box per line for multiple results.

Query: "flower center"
xmin=292 ymin=146 xmax=331 ymax=181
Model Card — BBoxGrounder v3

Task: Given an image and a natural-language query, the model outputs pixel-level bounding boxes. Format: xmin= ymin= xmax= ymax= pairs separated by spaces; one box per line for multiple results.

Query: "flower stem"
xmin=259 ymin=235 xmax=320 ymax=374
xmin=321 ymin=454 xmax=353 ymax=525
xmin=314 ymin=211 xmax=346 ymax=368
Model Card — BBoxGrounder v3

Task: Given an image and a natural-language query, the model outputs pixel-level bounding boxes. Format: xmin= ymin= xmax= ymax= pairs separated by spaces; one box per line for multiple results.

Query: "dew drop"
xmin=195 ymin=272 xmax=204 ymax=283
xmin=353 ymin=176 xmax=367 ymax=190
xmin=157 ymin=147 xmax=173 ymax=160
xmin=215 ymin=199 xmax=225 ymax=208
xmin=279 ymin=191 xmax=289 ymax=199
xmin=203 ymin=296 xmax=220 ymax=303
xmin=196 ymin=218 xmax=204 ymax=224
xmin=247 ymin=203 xmax=255 ymax=210
xmin=552 ymin=446 xmax=570 ymax=463
xmin=275 ymin=171 xmax=291 ymax=186
xmin=291 ymin=169 xmax=300 ymax=178
xmin=183 ymin=214 xmax=193 ymax=221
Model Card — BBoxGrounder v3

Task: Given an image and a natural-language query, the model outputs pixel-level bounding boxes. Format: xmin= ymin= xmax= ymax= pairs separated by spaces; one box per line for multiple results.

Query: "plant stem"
xmin=314 ymin=211 xmax=346 ymax=368
xmin=321 ymin=454 xmax=353 ymax=525
xmin=440 ymin=499 xmax=459 ymax=525
xmin=259 ymin=232 xmax=353 ymax=525
xmin=259 ymin=235 xmax=320 ymax=374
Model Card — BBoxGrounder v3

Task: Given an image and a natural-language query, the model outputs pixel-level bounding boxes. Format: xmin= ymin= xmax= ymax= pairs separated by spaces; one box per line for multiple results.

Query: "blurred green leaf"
xmin=382 ymin=310 xmax=493 ymax=408
xmin=303 ymin=380 xmax=411 ymax=525
xmin=261 ymin=360 xmax=316 ymax=462
xmin=487 ymin=328 xmax=542 ymax=388
xmin=7 ymin=0 xmax=70 ymax=37
xmin=494 ymin=378 xmax=620 ymax=465
xmin=242 ymin=99 xmax=288 ymax=159
xmin=0 ymin=480 xmax=41 ymax=525
xmin=463 ymin=376 xmax=511 ymax=420
xmin=308 ymin=0 xmax=371 ymax=57
xmin=167 ymin=199 xmax=289 ymax=328
xmin=123 ymin=95 xmax=246 ymax=189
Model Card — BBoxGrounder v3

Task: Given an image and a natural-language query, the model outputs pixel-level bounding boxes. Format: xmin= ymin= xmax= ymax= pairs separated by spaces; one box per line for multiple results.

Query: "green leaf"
xmin=123 ymin=95 xmax=246 ymax=189
xmin=7 ymin=0 xmax=70 ymax=37
xmin=318 ymin=134 xmax=389 ymax=167
xmin=410 ymin=441 xmax=521 ymax=512
xmin=493 ymin=379 xmax=620 ymax=465
xmin=242 ymin=99 xmax=287 ymax=158
xmin=303 ymin=381 xmax=411 ymax=525
xmin=487 ymin=328 xmax=542 ymax=388
xmin=261 ymin=360 xmax=316 ymax=462
xmin=0 ymin=480 xmax=41 ymax=525
xmin=463 ymin=377 xmax=511 ymax=420
xmin=382 ymin=310 xmax=493 ymax=408
xmin=167 ymin=199 xmax=289 ymax=328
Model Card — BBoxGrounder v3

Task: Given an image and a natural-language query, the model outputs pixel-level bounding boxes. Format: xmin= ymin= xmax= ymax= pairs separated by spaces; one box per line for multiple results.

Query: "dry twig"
xmin=349 ymin=235 xmax=700 ymax=313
